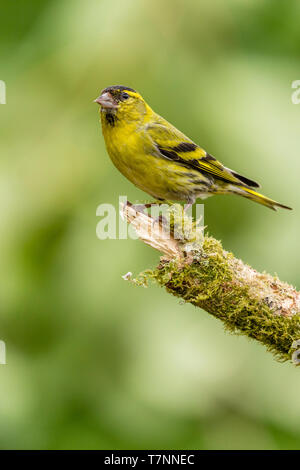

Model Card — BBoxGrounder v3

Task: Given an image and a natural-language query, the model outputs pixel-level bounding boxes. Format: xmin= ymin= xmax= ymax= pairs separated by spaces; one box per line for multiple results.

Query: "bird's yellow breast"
xmin=101 ymin=111 xmax=146 ymax=182
xmin=100 ymin=109 xmax=196 ymax=200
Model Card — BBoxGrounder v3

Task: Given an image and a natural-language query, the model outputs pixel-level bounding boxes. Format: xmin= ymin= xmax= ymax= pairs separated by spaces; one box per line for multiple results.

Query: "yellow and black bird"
xmin=95 ymin=85 xmax=291 ymax=211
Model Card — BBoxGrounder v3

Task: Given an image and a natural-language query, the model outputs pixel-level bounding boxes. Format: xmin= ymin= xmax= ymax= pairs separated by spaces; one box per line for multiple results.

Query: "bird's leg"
xmin=184 ymin=196 xmax=196 ymax=212
xmin=130 ymin=199 xmax=168 ymax=216
xmin=148 ymin=200 xmax=170 ymax=227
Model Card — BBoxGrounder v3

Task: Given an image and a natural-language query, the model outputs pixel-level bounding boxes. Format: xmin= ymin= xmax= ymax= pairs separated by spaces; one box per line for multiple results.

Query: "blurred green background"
xmin=0 ymin=0 xmax=300 ymax=450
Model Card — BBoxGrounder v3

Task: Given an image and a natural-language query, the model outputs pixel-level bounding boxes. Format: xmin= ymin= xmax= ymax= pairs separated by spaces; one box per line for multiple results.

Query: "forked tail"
xmin=234 ymin=186 xmax=292 ymax=211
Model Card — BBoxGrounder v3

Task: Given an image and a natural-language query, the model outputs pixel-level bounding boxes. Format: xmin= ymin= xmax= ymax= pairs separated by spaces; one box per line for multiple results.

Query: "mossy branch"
xmin=122 ymin=202 xmax=300 ymax=365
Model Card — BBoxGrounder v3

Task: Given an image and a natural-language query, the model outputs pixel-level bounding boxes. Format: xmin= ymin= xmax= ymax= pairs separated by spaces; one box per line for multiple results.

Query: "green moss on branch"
xmin=122 ymin=202 xmax=300 ymax=365
xmin=149 ymin=237 xmax=300 ymax=362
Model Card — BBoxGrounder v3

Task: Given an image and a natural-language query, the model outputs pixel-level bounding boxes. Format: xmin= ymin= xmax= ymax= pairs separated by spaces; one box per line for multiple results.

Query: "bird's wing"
xmin=145 ymin=121 xmax=260 ymax=188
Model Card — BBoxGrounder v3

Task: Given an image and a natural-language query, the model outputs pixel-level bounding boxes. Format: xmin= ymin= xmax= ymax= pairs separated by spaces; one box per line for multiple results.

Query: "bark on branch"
xmin=121 ymin=202 xmax=300 ymax=365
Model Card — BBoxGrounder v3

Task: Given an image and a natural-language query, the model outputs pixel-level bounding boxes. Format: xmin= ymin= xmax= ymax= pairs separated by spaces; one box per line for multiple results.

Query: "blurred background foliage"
xmin=0 ymin=0 xmax=300 ymax=450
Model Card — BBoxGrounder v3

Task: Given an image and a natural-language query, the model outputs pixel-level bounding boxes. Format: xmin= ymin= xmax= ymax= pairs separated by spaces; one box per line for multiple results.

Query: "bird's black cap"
xmin=102 ymin=85 xmax=137 ymax=94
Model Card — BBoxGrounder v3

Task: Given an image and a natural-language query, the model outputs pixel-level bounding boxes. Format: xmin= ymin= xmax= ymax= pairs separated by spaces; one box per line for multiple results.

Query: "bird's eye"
xmin=121 ymin=92 xmax=129 ymax=100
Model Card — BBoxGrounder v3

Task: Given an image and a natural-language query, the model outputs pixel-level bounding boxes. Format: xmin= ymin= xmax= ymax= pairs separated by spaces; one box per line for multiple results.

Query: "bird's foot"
xmin=125 ymin=200 xmax=170 ymax=228
xmin=152 ymin=214 xmax=168 ymax=228
xmin=129 ymin=200 xmax=168 ymax=214
xmin=131 ymin=203 xmax=153 ymax=213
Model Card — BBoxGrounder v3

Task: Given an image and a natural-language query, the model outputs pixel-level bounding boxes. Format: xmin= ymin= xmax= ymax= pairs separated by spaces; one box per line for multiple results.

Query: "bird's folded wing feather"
xmin=145 ymin=121 xmax=259 ymax=188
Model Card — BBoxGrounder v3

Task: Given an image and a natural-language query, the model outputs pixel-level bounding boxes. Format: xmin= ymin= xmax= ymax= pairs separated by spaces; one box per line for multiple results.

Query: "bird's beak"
xmin=94 ymin=92 xmax=117 ymax=109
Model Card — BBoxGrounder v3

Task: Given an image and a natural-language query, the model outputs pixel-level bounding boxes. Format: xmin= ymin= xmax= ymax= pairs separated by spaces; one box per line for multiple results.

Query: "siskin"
xmin=95 ymin=85 xmax=291 ymax=211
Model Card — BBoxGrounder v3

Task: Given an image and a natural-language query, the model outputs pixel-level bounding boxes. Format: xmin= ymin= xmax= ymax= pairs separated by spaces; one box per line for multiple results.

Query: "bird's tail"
xmin=233 ymin=186 xmax=292 ymax=211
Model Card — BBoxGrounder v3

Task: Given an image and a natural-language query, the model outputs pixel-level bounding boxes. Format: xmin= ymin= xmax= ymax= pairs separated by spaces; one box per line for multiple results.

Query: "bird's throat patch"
xmin=105 ymin=111 xmax=117 ymax=126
